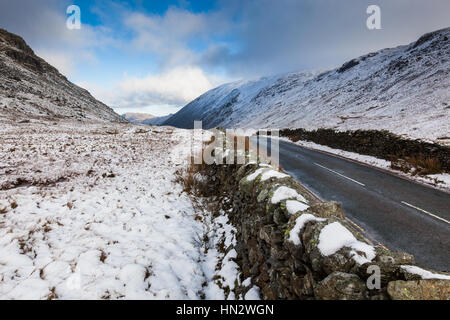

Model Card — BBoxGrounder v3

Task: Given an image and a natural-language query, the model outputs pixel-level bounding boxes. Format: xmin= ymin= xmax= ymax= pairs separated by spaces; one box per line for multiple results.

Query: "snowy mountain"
xmin=122 ymin=112 xmax=155 ymax=123
xmin=121 ymin=112 xmax=174 ymax=126
xmin=142 ymin=113 xmax=174 ymax=126
xmin=0 ymin=28 xmax=124 ymax=122
xmin=164 ymin=27 xmax=450 ymax=142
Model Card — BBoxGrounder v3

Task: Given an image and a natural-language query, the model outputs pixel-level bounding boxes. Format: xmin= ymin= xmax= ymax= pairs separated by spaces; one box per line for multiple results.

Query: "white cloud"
xmin=78 ymin=66 xmax=227 ymax=115
xmin=124 ymin=7 xmax=230 ymax=69
xmin=117 ymin=66 xmax=214 ymax=105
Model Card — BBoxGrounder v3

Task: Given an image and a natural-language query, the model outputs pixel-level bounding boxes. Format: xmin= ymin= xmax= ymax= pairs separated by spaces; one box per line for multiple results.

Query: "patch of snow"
xmin=242 ymin=277 xmax=252 ymax=287
xmin=244 ymin=286 xmax=261 ymax=300
xmin=271 ymin=186 xmax=307 ymax=204
xmin=246 ymin=168 xmax=266 ymax=181
xmin=318 ymin=222 xmax=375 ymax=264
xmin=285 ymin=200 xmax=310 ymax=215
xmin=203 ymin=212 xmax=241 ymax=300
xmin=6 ymin=278 xmax=52 ymax=300
xmin=288 ymin=214 xmax=326 ymax=245
xmin=401 ymin=265 xmax=450 ymax=280
xmin=427 ymin=173 xmax=450 ymax=189
xmin=260 ymin=170 xmax=289 ymax=181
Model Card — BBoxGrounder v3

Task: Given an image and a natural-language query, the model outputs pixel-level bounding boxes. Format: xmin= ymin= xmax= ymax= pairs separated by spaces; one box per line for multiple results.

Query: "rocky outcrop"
xmin=0 ymin=28 xmax=124 ymax=122
xmin=195 ymin=161 xmax=450 ymax=300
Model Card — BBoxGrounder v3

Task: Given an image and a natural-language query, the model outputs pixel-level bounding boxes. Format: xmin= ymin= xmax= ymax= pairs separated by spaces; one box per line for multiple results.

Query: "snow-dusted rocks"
xmin=0 ymin=28 xmax=124 ymax=122
xmin=288 ymin=214 xmax=325 ymax=245
xmin=285 ymin=200 xmax=309 ymax=215
xmin=317 ymin=222 xmax=376 ymax=265
xmin=203 ymin=213 xmax=242 ymax=300
xmin=260 ymin=170 xmax=289 ymax=182
xmin=271 ymin=186 xmax=307 ymax=204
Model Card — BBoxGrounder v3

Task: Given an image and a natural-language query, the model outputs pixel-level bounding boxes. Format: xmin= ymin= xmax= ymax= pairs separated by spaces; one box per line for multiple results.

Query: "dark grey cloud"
xmin=0 ymin=0 xmax=74 ymax=48
xmin=2 ymin=0 xmax=448 ymax=79
xmin=0 ymin=0 xmax=116 ymax=75
xmin=198 ymin=0 xmax=450 ymax=77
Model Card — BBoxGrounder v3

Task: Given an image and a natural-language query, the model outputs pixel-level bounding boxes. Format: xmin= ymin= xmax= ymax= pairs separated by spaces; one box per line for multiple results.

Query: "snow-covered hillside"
xmin=0 ymin=28 xmax=124 ymax=122
xmin=165 ymin=27 xmax=450 ymax=143
xmin=0 ymin=119 xmax=254 ymax=299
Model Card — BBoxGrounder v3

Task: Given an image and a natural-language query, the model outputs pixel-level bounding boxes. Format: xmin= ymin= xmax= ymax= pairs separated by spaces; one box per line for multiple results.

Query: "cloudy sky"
xmin=0 ymin=0 xmax=449 ymax=116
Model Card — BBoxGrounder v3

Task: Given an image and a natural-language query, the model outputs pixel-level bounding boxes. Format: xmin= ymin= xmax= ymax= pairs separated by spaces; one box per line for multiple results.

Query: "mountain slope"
xmin=0 ymin=28 xmax=124 ymax=122
xmin=164 ymin=27 xmax=450 ymax=142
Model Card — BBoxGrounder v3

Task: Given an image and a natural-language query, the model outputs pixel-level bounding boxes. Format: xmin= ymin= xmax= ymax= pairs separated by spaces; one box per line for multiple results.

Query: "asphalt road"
xmin=252 ymin=137 xmax=450 ymax=271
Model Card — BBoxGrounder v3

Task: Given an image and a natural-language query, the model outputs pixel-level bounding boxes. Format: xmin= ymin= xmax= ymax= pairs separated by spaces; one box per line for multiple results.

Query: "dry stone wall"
xmin=198 ymin=161 xmax=450 ymax=300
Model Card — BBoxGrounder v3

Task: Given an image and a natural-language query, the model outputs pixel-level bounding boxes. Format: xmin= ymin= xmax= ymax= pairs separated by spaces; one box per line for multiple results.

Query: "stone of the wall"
xmin=387 ymin=280 xmax=450 ymax=300
xmin=314 ymin=272 xmax=368 ymax=300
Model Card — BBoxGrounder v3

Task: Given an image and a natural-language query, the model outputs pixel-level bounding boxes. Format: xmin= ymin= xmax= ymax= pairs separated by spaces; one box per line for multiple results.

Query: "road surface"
xmin=252 ymin=137 xmax=450 ymax=271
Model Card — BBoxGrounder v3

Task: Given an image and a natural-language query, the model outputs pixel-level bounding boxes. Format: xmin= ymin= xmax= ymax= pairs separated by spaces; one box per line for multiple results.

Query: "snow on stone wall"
xmin=197 ymin=160 xmax=450 ymax=300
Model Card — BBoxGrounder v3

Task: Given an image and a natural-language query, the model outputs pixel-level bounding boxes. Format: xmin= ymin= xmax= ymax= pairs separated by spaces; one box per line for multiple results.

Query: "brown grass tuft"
xmin=179 ymin=156 xmax=209 ymax=195
xmin=391 ymin=155 xmax=442 ymax=176
xmin=100 ymin=250 xmax=108 ymax=263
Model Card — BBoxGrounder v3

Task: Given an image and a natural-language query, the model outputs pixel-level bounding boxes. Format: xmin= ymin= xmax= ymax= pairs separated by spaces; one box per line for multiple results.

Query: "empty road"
xmin=252 ymin=137 xmax=450 ymax=271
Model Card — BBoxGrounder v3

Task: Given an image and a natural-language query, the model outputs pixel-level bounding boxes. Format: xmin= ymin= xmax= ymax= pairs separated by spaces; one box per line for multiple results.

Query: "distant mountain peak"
xmin=122 ymin=112 xmax=174 ymax=126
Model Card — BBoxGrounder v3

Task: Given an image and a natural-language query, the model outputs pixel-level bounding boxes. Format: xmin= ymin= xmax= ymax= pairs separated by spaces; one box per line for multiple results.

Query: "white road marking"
xmin=401 ymin=201 xmax=450 ymax=225
xmin=314 ymin=162 xmax=366 ymax=187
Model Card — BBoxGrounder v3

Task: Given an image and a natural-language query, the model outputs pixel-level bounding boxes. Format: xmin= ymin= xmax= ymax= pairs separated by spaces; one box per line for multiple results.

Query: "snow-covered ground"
xmin=0 ymin=120 xmax=251 ymax=300
xmin=277 ymin=136 xmax=450 ymax=192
